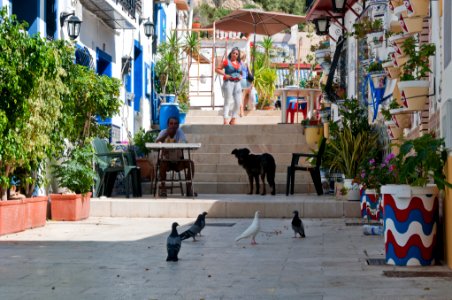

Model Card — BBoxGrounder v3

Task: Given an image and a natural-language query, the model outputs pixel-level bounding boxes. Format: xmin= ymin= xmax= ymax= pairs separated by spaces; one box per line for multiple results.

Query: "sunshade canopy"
xmin=213 ymin=9 xmax=305 ymax=36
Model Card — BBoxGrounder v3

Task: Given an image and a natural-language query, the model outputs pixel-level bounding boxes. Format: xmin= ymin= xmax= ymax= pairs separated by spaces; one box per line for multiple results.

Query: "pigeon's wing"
xmin=179 ymin=224 xmax=201 ymax=241
xmin=166 ymin=235 xmax=181 ymax=261
xmin=299 ymin=219 xmax=306 ymax=237
xmin=292 ymin=216 xmax=301 ymax=228
xmin=235 ymin=219 xmax=259 ymax=242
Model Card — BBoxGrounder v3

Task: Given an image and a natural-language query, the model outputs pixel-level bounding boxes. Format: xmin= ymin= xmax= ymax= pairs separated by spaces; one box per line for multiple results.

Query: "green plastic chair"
xmin=92 ymin=138 xmax=141 ymax=198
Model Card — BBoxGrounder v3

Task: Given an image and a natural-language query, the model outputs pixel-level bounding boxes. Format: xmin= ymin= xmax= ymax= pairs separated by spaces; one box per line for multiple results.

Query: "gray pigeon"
xmin=235 ymin=211 xmax=260 ymax=245
xmin=291 ymin=210 xmax=305 ymax=238
xmin=179 ymin=215 xmax=203 ymax=241
xmin=166 ymin=222 xmax=181 ymax=262
xmin=198 ymin=212 xmax=208 ymax=236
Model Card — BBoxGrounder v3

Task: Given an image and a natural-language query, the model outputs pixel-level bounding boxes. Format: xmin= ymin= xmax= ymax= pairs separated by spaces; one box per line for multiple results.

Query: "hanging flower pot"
xmin=389 ymin=33 xmax=414 ymax=57
xmin=390 ymin=52 xmax=408 ymax=67
xmin=315 ymin=49 xmax=331 ymax=66
xmin=382 ymin=184 xmax=439 ymax=266
xmin=367 ymin=31 xmax=384 ymax=48
xmin=397 ymin=80 xmax=429 ymax=111
xmin=393 ymin=81 xmax=404 ymax=106
xmin=389 ymin=20 xmax=403 ymax=34
xmin=385 ymin=120 xmax=404 ymax=139
xmin=395 ymin=6 xmax=424 ymax=34
xmin=369 ymin=71 xmax=386 ymax=89
xmin=390 ymin=107 xmax=412 ymax=128
xmin=383 ymin=61 xmax=401 ymax=79
xmin=403 ymin=0 xmax=429 ymax=18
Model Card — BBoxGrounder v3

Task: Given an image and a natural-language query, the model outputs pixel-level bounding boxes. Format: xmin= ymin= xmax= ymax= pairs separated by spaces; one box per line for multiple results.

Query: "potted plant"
xmin=51 ymin=144 xmax=97 ymax=221
xmin=382 ymin=134 xmax=452 ymax=266
xmin=253 ymin=38 xmax=278 ymax=109
xmin=398 ymin=36 xmax=435 ymax=111
xmin=394 ymin=5 xmax=424 ymax=34
xmin=359 ymin=153 xmax=397 ymax=221
xmin=133 ymin=129 xmax=158 ymax=183
xmin=403 ymin=0 xmax=429 ymax=18
xmin=323 ymin=98 xmax=383 ymax=200
xmin=349 ymin=17 xmax=383 ymax=40
xmin=301 ymin=116 xmax=323 ymax=147
xmin=367 ymin=61 xmax=386 ymax=89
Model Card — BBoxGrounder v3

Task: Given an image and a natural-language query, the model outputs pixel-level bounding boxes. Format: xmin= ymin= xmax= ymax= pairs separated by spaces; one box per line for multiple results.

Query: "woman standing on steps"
xmin=215 ymin=47 xmax=242 ymax=125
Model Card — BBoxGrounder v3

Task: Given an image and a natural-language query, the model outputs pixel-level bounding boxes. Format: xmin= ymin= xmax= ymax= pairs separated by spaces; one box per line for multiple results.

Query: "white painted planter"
xmin=388 ymin=33 xmax=413 ymax=56
xmin=382 ymin=184 xmax=439 ymax=266
xmin=403 ymin=0 xmax=429 ymax=18
xmin=367 ymin=31 xmax=384 ymax=48
xmin=397 ymin=80 xmax=429 ymax=111
xmin=370 ymin=71 xmax=386 ymax=89
xmin=344 ymin=178 xmax=360 ymax=201
xmin=315 ymin=49 xmax=331 ymax=65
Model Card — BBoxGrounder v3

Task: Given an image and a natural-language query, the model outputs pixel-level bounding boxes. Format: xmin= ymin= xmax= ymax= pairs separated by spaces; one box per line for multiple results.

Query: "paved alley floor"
xmin=0 ymin=217 xmax=451 ymax=300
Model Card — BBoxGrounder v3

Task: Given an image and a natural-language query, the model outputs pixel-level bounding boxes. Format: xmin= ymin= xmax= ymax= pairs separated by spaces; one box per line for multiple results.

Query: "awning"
xmin=305 ymin=0 xmax=361 ymax=21
xmin=80 ymin=0 xmax=137 ymax=29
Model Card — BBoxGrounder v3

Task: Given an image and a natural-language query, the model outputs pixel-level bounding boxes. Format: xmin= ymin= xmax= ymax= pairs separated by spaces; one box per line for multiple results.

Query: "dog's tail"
xmin=262 ymin=154 xmax=276 ymax=186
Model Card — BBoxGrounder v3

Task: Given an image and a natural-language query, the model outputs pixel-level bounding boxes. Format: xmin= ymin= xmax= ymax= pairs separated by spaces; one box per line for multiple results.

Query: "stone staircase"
xmin=181 ymin=122 xmax=320 ymax=195
xmin=185 ymin=109 xmax=283 ymax=125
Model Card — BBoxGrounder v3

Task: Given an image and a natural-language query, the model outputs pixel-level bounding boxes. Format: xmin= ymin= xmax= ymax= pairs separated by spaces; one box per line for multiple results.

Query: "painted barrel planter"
xmin=382 ymin=184 xmax=438 ymax=266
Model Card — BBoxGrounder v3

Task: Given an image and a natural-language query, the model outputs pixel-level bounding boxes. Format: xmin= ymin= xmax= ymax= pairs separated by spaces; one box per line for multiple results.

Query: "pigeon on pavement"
xmin=198 ymin=212 xmax=208 ymax=236
xmin=235 ymin=211 xmax=260 ymax=245
xmin=291 ymin=210 xmax=305 ymax=238
xmin=166 ymin=222 xmax=181 ymax=262
xmin=179 ymin=214 xmax=203 ymax=241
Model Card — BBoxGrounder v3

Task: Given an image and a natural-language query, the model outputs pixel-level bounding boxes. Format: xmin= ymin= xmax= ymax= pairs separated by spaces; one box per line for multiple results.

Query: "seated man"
xmin=156 ymin=117 xmax=195 ymax=197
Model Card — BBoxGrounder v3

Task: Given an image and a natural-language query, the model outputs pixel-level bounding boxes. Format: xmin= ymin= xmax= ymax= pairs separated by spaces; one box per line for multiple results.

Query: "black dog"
xmin=231 ymin=148 xmax=276 ymax=195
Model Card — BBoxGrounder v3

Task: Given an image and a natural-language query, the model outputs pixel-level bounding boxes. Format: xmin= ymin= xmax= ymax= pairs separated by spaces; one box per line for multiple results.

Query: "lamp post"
xmin=60 ymin=11 xmax=82 ymax=40
xmin=313 ymin=18 xmax=330 ymax=35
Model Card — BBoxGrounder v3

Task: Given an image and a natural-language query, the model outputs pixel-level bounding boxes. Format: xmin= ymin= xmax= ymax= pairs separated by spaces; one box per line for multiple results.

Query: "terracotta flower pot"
xmin=390 ymin=108 xmax=412 ymax=128
xmin=403 ymin=0 xmax=429 ymax=18
xmin=302 ymin=125 xmax=323 ymax=147
xmin=397 ymin=80 xmax=429 ymax=111
xmin=0 ymin=199 xmax=27 ymax=235
xmin=24 ymin=196 xmax=48 ymax=229
xmin=50 ymin=192 xmax=91 ymax=221
xmin=383 ymin=61 xmax=401 ymax=79
xmin=385 ymin=121 xmax=404 ymax=139
xmin=382 ymin=184 xmax=439 ymax=266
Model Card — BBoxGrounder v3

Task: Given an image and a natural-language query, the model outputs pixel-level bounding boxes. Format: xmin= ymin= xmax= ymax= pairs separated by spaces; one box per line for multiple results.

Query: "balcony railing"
xmin=117 ymin=0 xmax=137 ymax=19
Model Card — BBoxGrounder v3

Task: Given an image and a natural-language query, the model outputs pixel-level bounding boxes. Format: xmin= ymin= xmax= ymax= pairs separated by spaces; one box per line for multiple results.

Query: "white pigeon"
xmin=235 ymin=211 xmax=260 ymax=245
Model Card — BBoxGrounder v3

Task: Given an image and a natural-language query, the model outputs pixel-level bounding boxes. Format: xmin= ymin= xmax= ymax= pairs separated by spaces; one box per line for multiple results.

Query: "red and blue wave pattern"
xmin=384 ymin=193 xmax=438 ymax=266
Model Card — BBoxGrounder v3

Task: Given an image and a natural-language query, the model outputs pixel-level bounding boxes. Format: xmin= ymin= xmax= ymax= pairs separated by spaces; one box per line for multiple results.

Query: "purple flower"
xmin=369 ymin=159 xmax=375 ymax=165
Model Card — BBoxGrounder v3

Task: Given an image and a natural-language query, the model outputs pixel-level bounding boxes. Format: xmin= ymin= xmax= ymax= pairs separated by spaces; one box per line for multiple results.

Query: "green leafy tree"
xmin=0 ymin=8 xmax=73 ymax=199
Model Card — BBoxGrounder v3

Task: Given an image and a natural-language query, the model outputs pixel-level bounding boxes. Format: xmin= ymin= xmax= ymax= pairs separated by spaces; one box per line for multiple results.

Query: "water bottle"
xmin=363 ymin=225 xmax=384 ymax=236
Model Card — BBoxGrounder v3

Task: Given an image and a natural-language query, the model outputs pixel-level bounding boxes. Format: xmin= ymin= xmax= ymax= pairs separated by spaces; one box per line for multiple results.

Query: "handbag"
xmin=246 ymin=72 xmax=254 ymax=83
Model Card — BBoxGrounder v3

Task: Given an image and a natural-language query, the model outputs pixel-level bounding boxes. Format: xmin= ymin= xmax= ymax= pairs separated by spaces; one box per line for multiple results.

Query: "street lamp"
xmin=313 ymin=18 xmax=330 ymax=35
xmin=332 ymin=0 xmax=347 ymax=13
xmin=140 ymin=18 xmax=155 ymax=39
xmin=60 ymin=11 xmax=82 ymax=40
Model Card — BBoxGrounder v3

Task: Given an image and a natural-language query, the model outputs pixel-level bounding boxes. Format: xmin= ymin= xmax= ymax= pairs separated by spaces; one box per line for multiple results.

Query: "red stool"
xmin=286 ymin=98 xmax=307 ymax=123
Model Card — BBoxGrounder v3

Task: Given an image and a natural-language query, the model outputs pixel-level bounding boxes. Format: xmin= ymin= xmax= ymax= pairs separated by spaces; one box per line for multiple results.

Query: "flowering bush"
xmin=360 ymin=153 xmax=398 ymax=194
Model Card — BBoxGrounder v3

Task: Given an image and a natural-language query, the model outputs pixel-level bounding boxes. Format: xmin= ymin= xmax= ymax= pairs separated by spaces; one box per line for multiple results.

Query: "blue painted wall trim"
xmin=133 ymin=41 xmax=143 ymax=112
xmin=96 ymin=48 xmax=113 ymax=125
xmin=12 ymin=0 xmax=39 ymax=35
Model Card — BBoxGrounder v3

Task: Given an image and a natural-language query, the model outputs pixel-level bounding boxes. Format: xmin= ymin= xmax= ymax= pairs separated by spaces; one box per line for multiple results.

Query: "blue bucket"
xmin=165 ymin=94 xmax=176 ymax=103
xmin=159 ymin=103 xmax=180 ymax=130
xmin=179 ymin=112 xmax=186 ymax=125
